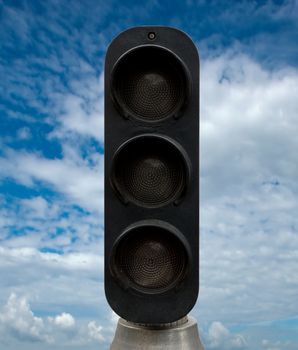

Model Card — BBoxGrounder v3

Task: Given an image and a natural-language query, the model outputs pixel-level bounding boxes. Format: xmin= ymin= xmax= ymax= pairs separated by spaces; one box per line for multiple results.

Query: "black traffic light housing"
xmin=105 ymin=26 xmax=199 ymax=324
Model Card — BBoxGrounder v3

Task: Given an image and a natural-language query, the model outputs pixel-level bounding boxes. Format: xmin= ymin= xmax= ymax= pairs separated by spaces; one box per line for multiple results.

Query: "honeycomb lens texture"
xmin=113 ymin=136 xmax=187 ymax=207
xmin=112 ymin=46 xmax=188 ymax=121
xmin=114 ymin=225 xmax=187 ymax=291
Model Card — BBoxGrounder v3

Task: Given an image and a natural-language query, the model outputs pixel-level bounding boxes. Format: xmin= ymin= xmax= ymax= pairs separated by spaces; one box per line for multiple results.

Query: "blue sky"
xmin=0 ymin=0 xmax=298 ymax=349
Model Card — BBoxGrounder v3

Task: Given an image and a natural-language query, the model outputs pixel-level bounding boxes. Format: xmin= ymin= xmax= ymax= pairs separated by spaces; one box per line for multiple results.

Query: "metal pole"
xmin=110 ymin=315 xmax=205 ymax=350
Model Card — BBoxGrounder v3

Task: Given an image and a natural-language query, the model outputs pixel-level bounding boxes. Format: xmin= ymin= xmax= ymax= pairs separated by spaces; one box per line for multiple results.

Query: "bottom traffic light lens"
xmin=111 ymin=222 xmax=188 ymax=293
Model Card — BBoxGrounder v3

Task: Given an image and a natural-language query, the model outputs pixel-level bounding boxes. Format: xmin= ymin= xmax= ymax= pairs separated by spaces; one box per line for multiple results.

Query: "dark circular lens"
xmin=112 ymin=223 xmax=188 ymax=292
xmin=111 ymin=46 xmax=189 ymax=121
xmin=112 ymin=135 xmax=188 ymax=208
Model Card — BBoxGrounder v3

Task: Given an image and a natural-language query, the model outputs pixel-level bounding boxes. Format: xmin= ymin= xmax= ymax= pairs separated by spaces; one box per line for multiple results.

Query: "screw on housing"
xmin=148 ymin=32 xmax=156 ymax=40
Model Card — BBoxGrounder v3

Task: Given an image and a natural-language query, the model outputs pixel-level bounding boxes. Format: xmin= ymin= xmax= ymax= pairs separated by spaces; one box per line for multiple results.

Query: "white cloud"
xmin=0 ymin=246 xmax=105 ymax=324
xmin=88 ymin=321 xmax=105 ymax=342
xmin=194 ymin=51 xmax=298 ymax=330
xmin=0 ymin=148 xmax=104 ymax=213
xmin=200 ymin=52 xmax=298 ymax=202
xmin=22 ymin=196 xmax=52 ymax=218
xmin=51 ymin=73 xmax=104 ymax=143
xmin=262 ymin=339 xmax=281 ymax=350
xmin=17 ymin=127 xmax=32 ymax=140
xmin=261 ymin=338 xmax=294 ymax=350
xmin=49 ymin=313 xmax=75 ymax=329
xmin=0 ymin=294 xmax=107 ymax=348
xmin=206 ymin=321 xmax=247 ymax=349
xmin=0 ymin=246 xmax=104 ymax=274
xmin=0 ymin=194 xmax=103 ymax=256
xmin=0 ymin=293 xmax=52 ymax=343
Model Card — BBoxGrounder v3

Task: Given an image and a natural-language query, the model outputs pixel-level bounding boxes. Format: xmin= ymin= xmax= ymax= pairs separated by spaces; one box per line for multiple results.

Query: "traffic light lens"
xmin=113 ymin=224 xmax=188 ymax=292
xmin=112 ymin=46 xmax=188 ymax=121
xmin=112 ymin=135 xmax=188 ymax=207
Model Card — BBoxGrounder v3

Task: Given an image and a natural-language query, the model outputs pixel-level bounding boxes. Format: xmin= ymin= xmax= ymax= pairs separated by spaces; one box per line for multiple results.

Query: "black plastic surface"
xmin=104 ymin=26 xmax=200 ymax=324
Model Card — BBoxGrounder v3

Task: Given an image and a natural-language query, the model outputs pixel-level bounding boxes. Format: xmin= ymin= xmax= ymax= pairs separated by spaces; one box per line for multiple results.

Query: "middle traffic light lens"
xmin=111 ymin=135 xmax=188 ymax=208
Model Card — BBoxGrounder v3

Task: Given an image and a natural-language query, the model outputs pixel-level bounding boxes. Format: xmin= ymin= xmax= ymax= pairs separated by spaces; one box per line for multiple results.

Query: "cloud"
xmin=261 ymin=338 xmax=296 ymax=350
xmin=206 ymin=321 xmax=247 ymax=349
xmin=262 ymin=339 xmax=281 ymax=350
xmin=0 ymin=194 xmax=103 ymax=255
xmin=0 ymin=148 xmax=104 ymax=213
xmin=17 ymin=127 xmax=32 ymax=140
xmin=0 ymin=246 xmax=104 ymax=276
xmin=49 ymin=313 xmax=75 ymax=329
xmin=0 ymin=245 xmax=105 ymax=323
xmin=0 ymin=293 xmax=52 ymax=343
xmin=0 ymin=293 xmax=106 ymax=347
xmin=87 ymin=321 xmax=105 ymax=342
xmin=50 ymin=73 xmax=104 ymax=143
xmin=22 ymin=196 xmax=52 ymax=218
xmin=200 ymin=52 xmax=298 ymax=202
xmin=196 ymin=50 xmax=298 ymax=327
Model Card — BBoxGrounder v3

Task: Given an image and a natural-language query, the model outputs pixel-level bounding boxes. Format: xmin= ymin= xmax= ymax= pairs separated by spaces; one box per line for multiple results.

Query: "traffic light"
xmin=105 ymin=26 xmax=199 ymax=324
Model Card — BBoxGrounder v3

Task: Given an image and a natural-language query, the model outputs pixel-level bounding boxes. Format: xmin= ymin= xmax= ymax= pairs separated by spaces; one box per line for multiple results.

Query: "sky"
xmin=0 ymin=0 xmax=298 ymax=349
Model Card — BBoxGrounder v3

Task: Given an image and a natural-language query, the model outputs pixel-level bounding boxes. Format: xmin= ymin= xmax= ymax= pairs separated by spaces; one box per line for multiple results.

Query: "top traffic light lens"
xmin=111 ymin=46 xmax=189 ymax=121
